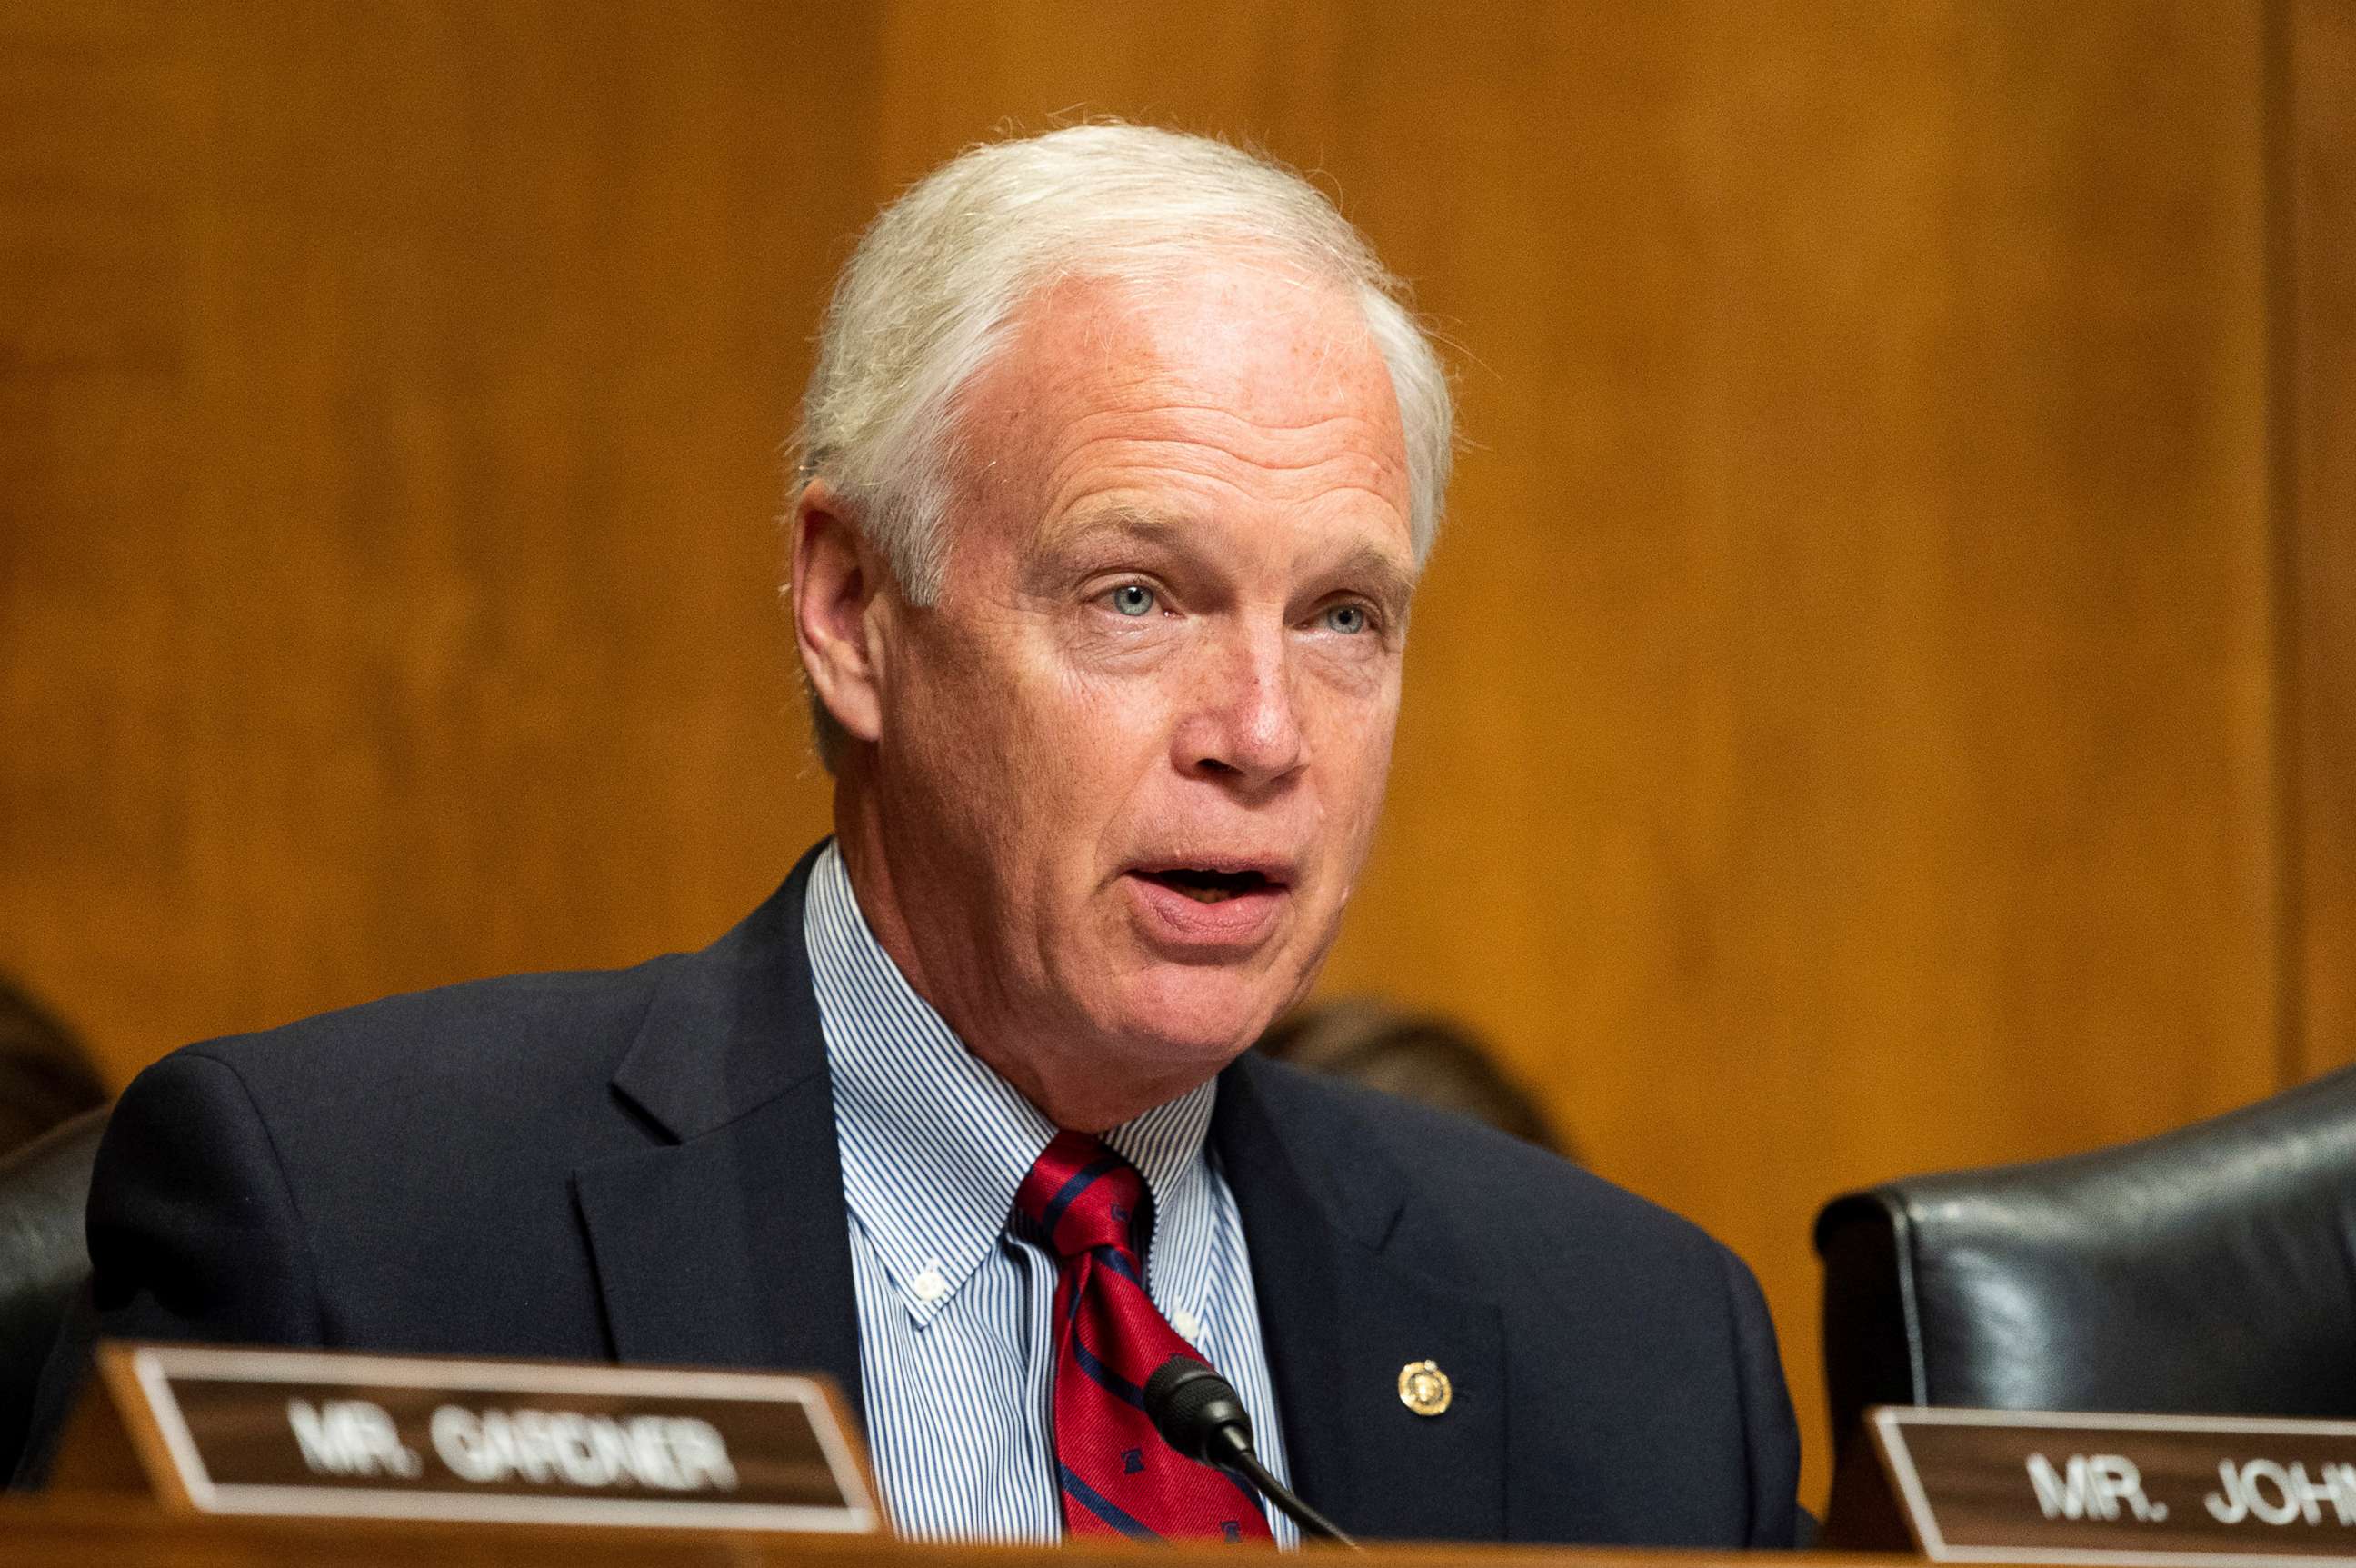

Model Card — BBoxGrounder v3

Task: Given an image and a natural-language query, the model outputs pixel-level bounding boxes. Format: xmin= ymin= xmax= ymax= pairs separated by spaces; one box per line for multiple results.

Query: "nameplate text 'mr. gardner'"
xmin=52 ymin=1342 xmax=883 ymax=1533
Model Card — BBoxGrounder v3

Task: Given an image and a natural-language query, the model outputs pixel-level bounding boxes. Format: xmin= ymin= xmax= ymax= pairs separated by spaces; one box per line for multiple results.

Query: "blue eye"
xmin=1110 ymin=584 xmax=1157 ymax=617
xmin=1323 ymin=604 xmax=1369 ymax=634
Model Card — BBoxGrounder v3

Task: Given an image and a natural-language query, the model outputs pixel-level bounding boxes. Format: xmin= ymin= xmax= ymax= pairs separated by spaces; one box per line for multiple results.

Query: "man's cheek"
xmin=1043 ymin=664 xmax=1177 ymax=764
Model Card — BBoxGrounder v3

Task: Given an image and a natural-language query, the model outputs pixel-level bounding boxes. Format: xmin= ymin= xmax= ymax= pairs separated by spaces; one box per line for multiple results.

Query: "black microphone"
xmin=1143 ymin=1355 xmax=1359 ymax=1548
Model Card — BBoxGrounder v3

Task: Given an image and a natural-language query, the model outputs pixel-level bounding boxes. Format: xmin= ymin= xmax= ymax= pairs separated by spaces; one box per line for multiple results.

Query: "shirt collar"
xmin=803 ymin=842 xmax=1218 ymax=1325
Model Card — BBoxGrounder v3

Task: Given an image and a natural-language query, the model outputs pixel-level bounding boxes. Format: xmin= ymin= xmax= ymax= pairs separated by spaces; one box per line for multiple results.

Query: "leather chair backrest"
xmin=0 ymin=1106 xmax=106 ymax=1487
xmin=1816 ymin=1063 xmax=2356 ymax=1477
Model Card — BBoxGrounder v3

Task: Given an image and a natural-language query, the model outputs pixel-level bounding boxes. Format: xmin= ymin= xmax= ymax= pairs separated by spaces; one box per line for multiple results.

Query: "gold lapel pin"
xmin=1397 ymin=1359 xmax=1452 ymax=1417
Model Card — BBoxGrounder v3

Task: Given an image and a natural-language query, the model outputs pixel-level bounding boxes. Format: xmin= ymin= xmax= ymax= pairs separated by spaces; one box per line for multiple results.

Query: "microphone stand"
xmin=1223 ymin=1448 xmax=1358 ymax=1548
xmin=1144 ymin=1356 xmax=1362 ymax=1550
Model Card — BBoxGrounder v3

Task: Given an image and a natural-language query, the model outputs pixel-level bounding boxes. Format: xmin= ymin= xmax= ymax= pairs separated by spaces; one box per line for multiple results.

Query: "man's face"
xmin=857 ymin=260 xmax=1417 ymax=1121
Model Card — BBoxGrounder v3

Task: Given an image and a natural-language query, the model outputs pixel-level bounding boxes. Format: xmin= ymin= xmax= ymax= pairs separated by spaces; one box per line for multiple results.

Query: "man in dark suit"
xmin=49 ymin=125 xmax=1803 ymax=1545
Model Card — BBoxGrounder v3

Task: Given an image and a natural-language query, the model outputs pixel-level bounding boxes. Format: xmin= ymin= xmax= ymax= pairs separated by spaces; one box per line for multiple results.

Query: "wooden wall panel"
xmin=1 ymin=0 xmax=879 ymax=1061
xmin=0 ymin=0 xmax=2307 ymax=1512
xmin=2290 ymin=0 xmax=2355 ymax=1077
xmin=1295 ymin=2 xmax=2280 ymax=1507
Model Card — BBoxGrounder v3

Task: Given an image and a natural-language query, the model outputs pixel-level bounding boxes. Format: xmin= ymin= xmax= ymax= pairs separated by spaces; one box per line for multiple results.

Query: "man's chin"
xmin=1090 ymin=967 xmax=1296 ymax=1079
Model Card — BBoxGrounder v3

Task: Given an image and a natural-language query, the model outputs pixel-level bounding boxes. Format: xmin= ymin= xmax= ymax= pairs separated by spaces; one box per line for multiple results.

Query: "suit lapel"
xmin=572 ymin=845 xmax=864 ymax=1409
xmin=1215 ymin=1055 xmax=1508 ymax=1543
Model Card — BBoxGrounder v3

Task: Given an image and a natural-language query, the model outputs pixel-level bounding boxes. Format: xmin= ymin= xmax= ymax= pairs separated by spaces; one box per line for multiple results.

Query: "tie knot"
xmin=1016 ymin=1131 xmax=1148 ymax=1259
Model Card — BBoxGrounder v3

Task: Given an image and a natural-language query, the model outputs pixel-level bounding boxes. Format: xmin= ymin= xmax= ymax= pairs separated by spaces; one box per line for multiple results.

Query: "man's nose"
xmin=1174 ymin=626 xmax=1304 ymax=790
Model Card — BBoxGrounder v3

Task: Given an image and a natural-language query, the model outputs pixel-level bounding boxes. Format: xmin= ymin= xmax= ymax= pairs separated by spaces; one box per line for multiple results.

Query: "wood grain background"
xmin=3 ymin=0 xmax=2346 ymax=1509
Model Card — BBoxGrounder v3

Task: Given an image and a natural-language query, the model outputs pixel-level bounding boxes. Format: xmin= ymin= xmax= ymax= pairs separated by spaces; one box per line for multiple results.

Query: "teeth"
xmin=1182 ymin=886 xmax=1234 ymax=904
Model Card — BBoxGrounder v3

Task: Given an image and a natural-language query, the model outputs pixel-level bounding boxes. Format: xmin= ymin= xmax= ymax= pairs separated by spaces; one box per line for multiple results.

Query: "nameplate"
xmin=64 ymin=1343 xmax=884 ymax=1533
xmin=1872 ymin=1406 xmax=2356 ymax=1564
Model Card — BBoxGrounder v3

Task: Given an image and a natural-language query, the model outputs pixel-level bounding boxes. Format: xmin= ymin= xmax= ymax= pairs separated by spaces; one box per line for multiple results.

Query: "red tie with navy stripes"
xmin=1015 ymin=1131 xmax=1275 ymax=1543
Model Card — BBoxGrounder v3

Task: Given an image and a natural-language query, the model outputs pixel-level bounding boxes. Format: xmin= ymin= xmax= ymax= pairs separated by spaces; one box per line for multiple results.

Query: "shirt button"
xmin=1171 ymin=1308 xmax=1203 ymax=1342
xmin=911 ymin=1263 xmax=949 ymax=1303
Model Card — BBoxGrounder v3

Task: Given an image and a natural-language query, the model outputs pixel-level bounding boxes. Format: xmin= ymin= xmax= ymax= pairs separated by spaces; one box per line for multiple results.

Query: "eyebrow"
xmin=1032 ymin=504 xmax=1193 ymax=560
xmin=1325 ymin=542 xmax=1420 ymax=618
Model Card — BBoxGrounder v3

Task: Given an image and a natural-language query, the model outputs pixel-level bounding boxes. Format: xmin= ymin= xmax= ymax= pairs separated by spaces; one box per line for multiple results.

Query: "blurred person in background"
xmin=0 ymin=981 xmax=105 ymax=1160
xmin=1256 ymin=998 xmax=1572 ymax=1160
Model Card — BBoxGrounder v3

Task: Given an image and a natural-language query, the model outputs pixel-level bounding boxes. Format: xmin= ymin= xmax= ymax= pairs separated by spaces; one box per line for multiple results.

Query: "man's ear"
xmin=790 ymin=481 xmax=888 ymax=748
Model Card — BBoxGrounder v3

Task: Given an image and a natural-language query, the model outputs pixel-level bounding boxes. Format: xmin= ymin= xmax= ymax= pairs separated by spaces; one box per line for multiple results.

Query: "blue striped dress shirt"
xmin=802 ymin=843 xmax=1298 ymax=1545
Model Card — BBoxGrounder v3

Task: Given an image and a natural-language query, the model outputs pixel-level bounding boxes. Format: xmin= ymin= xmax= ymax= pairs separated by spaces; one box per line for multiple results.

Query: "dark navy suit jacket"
xmin=55 ymin=847 xmax=1802 ymax=1544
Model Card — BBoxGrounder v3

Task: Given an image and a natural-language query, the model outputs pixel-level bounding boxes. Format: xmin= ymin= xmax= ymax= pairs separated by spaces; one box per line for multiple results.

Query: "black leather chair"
xmin=0 ymin=1106 xmax=105 ymax=1487
xmin=1815 ymin=1064 xmax=2356 ymax=1533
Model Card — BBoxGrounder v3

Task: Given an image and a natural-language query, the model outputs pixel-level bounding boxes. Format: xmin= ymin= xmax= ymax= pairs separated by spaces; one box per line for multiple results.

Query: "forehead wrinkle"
xmin=1043 ymin=428 xmax=1403 ymax=485
xmin=1018 ymin=298 xmax=1403 ymax=453
xmin=954 ymin=375 xmax=1408 ymax=521
xmin=1036 ymin=463 xmax=1411 ymax=545
xmin=1033 ymin=408 xmax=1410 ymax=515
xmin=1067 ymin=400 xmax=1389 ymax=436
xmin=1052 ymin=404 xmax=1407 ymax=478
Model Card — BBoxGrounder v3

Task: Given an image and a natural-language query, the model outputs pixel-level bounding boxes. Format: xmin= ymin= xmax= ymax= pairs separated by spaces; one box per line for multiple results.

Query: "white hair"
xmin=791 ymin=124 xmax=1454 ymax=761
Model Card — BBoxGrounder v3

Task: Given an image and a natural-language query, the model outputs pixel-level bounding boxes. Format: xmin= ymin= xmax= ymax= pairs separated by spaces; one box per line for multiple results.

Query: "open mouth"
xmin=1134 ymin=867 xmax=1278 ymax=904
